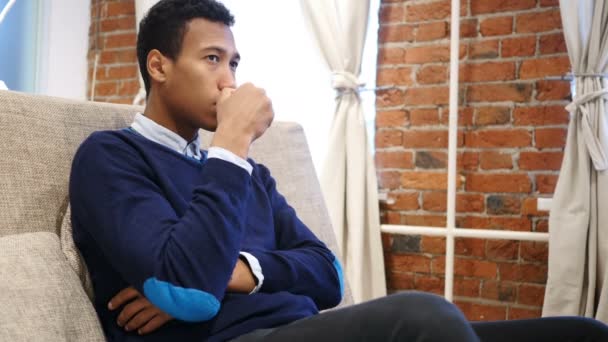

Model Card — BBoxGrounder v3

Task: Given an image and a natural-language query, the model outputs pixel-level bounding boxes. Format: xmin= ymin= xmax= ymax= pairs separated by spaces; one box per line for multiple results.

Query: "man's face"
xmin=160 ymin=18 xmax=239 ymax=131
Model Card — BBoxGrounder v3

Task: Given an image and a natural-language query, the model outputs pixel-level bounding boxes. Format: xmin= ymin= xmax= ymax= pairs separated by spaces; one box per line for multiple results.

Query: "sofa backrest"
xmin=0 ymin=90 xmax=352 ymax=305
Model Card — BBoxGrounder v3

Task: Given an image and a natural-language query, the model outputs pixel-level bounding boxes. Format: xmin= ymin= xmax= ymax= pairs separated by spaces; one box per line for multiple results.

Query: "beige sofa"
xmin=0 ymin=90 xmax=351 ymax=341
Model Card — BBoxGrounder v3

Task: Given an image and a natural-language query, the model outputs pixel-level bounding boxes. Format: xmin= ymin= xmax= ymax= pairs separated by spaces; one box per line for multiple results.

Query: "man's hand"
xmin=212 ymin=83 xmax=274 ymax=159
xmin=108 ymin=287 xmax=173 ymax=335
xmin=227 ymin=258 xmax=257 ymax=293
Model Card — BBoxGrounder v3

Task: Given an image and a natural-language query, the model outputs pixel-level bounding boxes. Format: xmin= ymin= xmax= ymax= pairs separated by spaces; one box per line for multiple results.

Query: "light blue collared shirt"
xmin=130 ymin=113 xmax=263 ymax=293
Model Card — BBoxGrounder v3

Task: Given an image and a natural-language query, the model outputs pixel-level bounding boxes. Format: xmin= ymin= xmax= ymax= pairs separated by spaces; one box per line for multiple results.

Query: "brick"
xmin=386 ymin=271 xmax=414 ymax=289
xmin=535 ymin=128 xmax=567 ymax=148
xmin=456 ymin=238 xmax=486 ymax=257
xmin=539 ymin=33 xmax=567 ymax=54
xmin=404 ymin=87 xmax=449 ymax=105
xmin=105 ymin=1 xmax=135 ymax=17
xmin=480 ymin=16 xmax=513 ymax=36
xmin=466 ymin=173 xmax=531 ymax=193
xmin=410 ymin=108 xmax=440 ymax=126
xmin=385 ymin=192 xmax=420 ymax=210
xmin=382 ymin=211 xmax=402 ymax=225
xmin=376 ymin=110 xmax=408 ymax=127
xmin=522 ymin=197 xmax=549 ymax=216
xmin=376 ymin=89 xmax=405 ymax=108
xmin=94 ymin=81 xmax=118 ymax=97
xmin=487 ymin=195 xmax=521 ymax=215
xmin=415 ymin=275 xmax=444 ymax=295
xmin=468 ymin=40 xmax=499 ymax=59
xmin=536 ymin=174 xmax=558 ymax=194
xmin=406 ymin=0 xmax=451 ymax=22
xmin=416 ymin=21 xmax=447 ymax=41
xmin=100 ymin=16 xmax=135 ymax=32
xmin=520 ymin=56 xmax=571 ymax=79
xmin=378 ymin=171 xmax=401 ymax=189
xmin=416 ymin=151 xmax=447 ymax=169
xmin=465 ymin=129 xmax=532 ymax=148
xmin=403 ymin=130 xmax=447 ymax=148
xmin=99 ymin=49 xmax=137 ymax=64
xmin=422 ymin=191 xmax=446 ymax=211
xmin=536 ymin=80 xmax=571 ymax=101
xmin=467 ymin=83 xmax=533 ymax=102
xmin=440 ymin=107 xmax=474 ymax=127
xmin=379 ymin=24 xmax=415 ymax=43
xmin=475 ymin=106 xmax=511 ymax=125
xmin=375 ymin=130 xmax=403 ymax=148
xmin=401 ymin=171 xmax=450 ymax=190
xmin=520 ymin=241 xmax=549 ymax=263
xmin=376 ymin=151 xmax=414 ymax=169
xmin=456 ymin=301 xmax=507 ymax=321
xmin=516 ymin=10 xmax=562 ymax=33
xmin=502 ymin=36 xmax=536 ymax=57
xmin=381 ymin=233 xmax=392 ymax=250
xmin=377 ymin=47 xmax=406 ymax=65
xmin=480 ymin=151 xmax=513 ymax=170
xmin=405 ymin=45 xmax=449 ymax=63
xmin=457 ymin=193 xmax=485 ymax=213
xmin=107 ymin=65 xmax=138 ymax=80
xmin=460 ymin=62 xmax=515 ymax=82
xmin=487 ymin=240 xmax=519 ymax=261
xmin=118 ymin=79 xmax=140 ymax=96
xmin=391 ymin=235 xmax=421 ymax=254
xmin=385 ymin=254 xmax=431 ymax=273
xmin=509 ymin=307 xmax=542 ymax=320
xmin=455 ymin=277 xmax=481 ymax=297
xmin=498 ymin=263 xmax=547 ymax=283
xmin=458 ymin=152 xmax=480 ymax=171
xmin=416 ymin=65 xmax=447 ymax=85
xmin=459 ymin=19 xmax=478 ymax=38
xmin=536 ymin=219 xmax=549 ymax=232
xmin=471 ymin=0 xmax=536 ymax=15
xmin=403 ymin=215 xmax=446 ymax=227
xmin=434 ymin=257 xmax=498 ymax=279
xmin=421 ymin=236 xmax=445 ymax=254
xmin=379 ymin=4 xmax=404 ymax=23
xmin=459 ymin=216 xmax=532 ymax=231
xmin=377 ymin=67 xmax=414 ymax=86
xmin=518 ymin=284 xmax=545 ymax=306
xmin=104 ymin=32 xmax=136 ymax=48
xmin=481 ymin=280 xmax=517 ymax=302
xmin=513 ymin=106 xmax=569 ymax=125
xmin=540 ymin=0 xmax=559 ymax=6
xmin=519 ymin=151 xmax=563 ymax=170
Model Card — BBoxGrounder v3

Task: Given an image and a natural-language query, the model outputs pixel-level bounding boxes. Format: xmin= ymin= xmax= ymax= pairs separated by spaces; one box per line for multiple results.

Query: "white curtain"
xmin=300 ymin=0 xmax=386 ymax=303
xmin=543 ymin=0 xmax=608 ymax=323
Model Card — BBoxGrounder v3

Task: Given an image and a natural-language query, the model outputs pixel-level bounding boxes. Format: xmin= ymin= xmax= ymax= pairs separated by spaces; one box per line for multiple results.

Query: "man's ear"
xmin=147 ymin=49 xmax=171 ymax=84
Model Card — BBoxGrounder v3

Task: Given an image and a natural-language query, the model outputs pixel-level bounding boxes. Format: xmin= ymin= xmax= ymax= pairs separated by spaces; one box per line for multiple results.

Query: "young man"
xmin=70 ymin=1 xmax=608 ymax=341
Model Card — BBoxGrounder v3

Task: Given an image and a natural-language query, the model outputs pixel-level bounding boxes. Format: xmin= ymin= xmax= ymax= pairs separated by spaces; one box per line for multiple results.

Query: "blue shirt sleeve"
xmin=242 ymin=163 xmax=343 ymax=310
xmin=69 ymin=132 xmax=251 ymax=322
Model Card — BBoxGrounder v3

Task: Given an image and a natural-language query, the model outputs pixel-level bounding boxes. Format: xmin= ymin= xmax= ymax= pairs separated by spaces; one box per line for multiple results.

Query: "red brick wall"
xmin=376 ymin=0 xmax=570 ymax=320
xmin=88 ymin=0 xmax=140 ymax=104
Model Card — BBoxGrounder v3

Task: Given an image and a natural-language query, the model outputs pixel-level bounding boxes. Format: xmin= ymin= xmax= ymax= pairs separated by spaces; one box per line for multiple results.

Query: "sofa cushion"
xmin=0 ymin=232 xmax=105 ymax=342
xmin=60 ymin=204 xmax=94 ymax=300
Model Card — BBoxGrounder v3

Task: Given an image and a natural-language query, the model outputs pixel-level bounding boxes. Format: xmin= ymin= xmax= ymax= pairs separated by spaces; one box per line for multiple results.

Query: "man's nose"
xmin=218 ymin=69 xmax=236 ymax=90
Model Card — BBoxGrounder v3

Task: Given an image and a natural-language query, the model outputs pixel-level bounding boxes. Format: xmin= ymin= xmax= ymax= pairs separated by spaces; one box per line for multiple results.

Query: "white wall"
xmin=37 ymin=0 xmax=90 ymax=100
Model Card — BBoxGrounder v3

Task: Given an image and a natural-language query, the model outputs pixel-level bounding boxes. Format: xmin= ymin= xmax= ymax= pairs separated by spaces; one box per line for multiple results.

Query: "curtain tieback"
xmin=331 ymin=71 xmax=364 ymax=96
xmin=565 ymin=87 xmax=608 ymax=171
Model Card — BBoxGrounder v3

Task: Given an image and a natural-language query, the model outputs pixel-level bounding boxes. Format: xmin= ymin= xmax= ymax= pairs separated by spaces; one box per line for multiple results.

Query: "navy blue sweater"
xmin=69 ymin=129 xmax=343 ymax=341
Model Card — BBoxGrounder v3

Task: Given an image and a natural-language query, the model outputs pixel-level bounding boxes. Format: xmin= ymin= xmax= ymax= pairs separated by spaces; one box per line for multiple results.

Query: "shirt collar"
xmin=130 ymin=113 xmax=203 ymax=160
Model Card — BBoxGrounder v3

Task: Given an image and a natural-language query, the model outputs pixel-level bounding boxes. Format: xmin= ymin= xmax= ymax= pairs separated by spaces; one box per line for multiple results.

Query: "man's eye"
xmin=230 ymin=61 xmax=239 ymax=70
xmin=206 ymin=55 xmax=220 ymax=63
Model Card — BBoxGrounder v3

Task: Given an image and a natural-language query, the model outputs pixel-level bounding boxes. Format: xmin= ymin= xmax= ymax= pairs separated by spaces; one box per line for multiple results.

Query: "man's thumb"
xmin=218 ymin=87 xmax=235 ymax=104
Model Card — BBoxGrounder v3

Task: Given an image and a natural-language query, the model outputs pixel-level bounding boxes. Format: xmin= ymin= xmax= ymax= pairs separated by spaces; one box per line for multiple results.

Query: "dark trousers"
xmin=230 ymin=292 xmax=608 ymax=342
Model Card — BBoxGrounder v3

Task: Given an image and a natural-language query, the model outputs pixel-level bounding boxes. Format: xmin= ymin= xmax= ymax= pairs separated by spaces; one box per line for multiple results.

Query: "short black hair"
xmin=136 ymin=0 xmax=235 ymax=97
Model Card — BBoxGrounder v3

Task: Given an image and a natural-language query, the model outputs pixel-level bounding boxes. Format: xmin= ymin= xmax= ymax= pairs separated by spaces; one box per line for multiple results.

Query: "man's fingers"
xmin=218 ymin=87 xmax=235 ymax=104
xmin=108 ymin=286 xmax=140 ymax=310
xmin=138 ymin=313 xmax=173 ymax=335
xmin=117 ymin=297 xmax=151 ymax=328
xmin=124 ymin=307 xmax=158 ymax=332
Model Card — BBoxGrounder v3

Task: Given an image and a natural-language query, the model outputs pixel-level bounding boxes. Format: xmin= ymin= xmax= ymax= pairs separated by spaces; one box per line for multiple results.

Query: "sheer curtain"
xmin=300 ymin=0 xmax=386 ymax=303
xmin=543 ymin=0 xmax=608 ymax=323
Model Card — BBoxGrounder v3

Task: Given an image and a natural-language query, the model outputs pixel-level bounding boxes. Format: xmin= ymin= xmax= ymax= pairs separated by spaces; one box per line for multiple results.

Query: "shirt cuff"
xmin=239 ymin=252 xmax=264 ymax=294
xmin=208 ymin=147 xmax=253 ymax=175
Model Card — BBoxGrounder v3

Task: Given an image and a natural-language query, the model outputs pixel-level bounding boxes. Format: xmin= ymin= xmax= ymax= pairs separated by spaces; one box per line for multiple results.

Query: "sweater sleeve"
xmin=242 ymin=164 xmax=343 ymax=310
xmin=69 ymin=133 xmax=250 ymax=322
